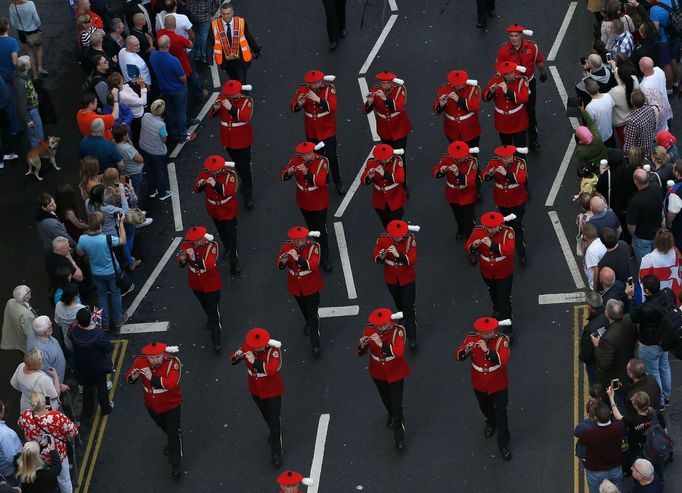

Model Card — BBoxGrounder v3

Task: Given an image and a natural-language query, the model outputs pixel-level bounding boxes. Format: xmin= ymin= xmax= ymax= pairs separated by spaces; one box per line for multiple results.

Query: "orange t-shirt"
xmin=77 ymin=110 xmax=116 ymax=140
xmin=77 ymin=8 xmax=104 ymax=30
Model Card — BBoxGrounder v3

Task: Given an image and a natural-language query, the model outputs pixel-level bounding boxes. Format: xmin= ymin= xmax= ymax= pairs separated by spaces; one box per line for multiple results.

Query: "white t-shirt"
xmin=586 ymin=94 xmax=615 ymax=141
xmin=640 ymin=67 xmax=668 ymax=101
xmin=156 ymin=12 xmax=193 ymax=39
xmin=668 ymin=192 xmax=682 ymax=214
xmin=584 ymin=238 xmax=607 ymax=287
xmin=118 ymin=48 xmax=152 ymax=85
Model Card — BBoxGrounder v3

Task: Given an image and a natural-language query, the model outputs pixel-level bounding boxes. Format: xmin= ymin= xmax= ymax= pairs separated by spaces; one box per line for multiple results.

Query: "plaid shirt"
xmin=187 ymin=0 xmax=218 ymax=23
xmin=623 ymin=105 xmax=657 ymax=155
xmin=611 ymin=31 xmax=634 ymax=58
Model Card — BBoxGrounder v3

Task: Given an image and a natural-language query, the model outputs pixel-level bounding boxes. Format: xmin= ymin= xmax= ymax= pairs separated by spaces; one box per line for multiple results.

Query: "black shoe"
xmin=322 ymin=262 xmax=332 ymax=272
xmin=488 ymin=10 xmax=496 ymax=17
xmin=335 ymin=182 xmax=346 ymax=196
xmin=171 ymin=465 xmax=182 ymax=477
xmin=409 ymin=340 xmax=418 ymax=351
xmin=329 ymin=40 xmax=338 ymax=51
xmin=455 ymin=231 xmax=463 ymax=240
xmin=484 ymin=423 xmax=495 ymax=438
xmin=312 ymin=346 xmax=320 ymax=358
xmin=396 ymin=440 xmax=405 ymax=452
xmin=341 ymin=29 xmax=347 ymax=38
xmin=519 ymin=255 xmax=527 ymax=265
xmin=477 ymin=22 xmax=487 ymax=29
xmin=272 ymin=454 xmax=282 ymax=467
xmin=303 ymin=325 xmax=310 ymax=336
xmin=245 ymin=200 xmax=254 ymax=210
xmin=469 ymin=254 xmax=478 ymax=265
xmin=213 ymin=344 xmax=222 ymax=353
xmin=387 ymin=416 xmax=394 ymax=428
xmin=222 ymin=251 xmax=230 ymax=260
xmin=529 ymin=142 xmax=541 ymax=152
xmin=499 ymin=446 xmax=512 ymax=461
xmin=163 ymin=446 xmax=169 ymax=455
xmin=230 ymin=265 xmax=242 ymax=276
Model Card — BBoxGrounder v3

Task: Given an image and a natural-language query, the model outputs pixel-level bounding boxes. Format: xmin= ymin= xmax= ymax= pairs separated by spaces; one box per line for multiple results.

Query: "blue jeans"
xmin=27 ymin=107 xmax=44 ymax=148
xmin=632 ymin=235 xmax=654 ymax=269
xmin=127 ymin=172 xmax=143 ymax=198
xmin=123 ymin=223 xmax=136 ymax=267
xmin=163 ymin=89 xmax=188 ymax=140
xmin=143 ymin=152 xmax=169 ymax=195
xmin=585 ymin=466 xmax=622 ymax=493
xmin=92 ymin=273 xmax=122 ymax=325
xmin=637 ymin=342 xmax=672 ymax=406
xmin=193 ymin=21 xmax=210 ymax=61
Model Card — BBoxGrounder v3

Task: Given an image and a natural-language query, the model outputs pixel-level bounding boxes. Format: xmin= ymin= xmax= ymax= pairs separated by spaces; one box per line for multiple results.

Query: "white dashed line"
xmin=119 ymin=321 xmax=170 ymax=334
xmin=358 ymin=77 xmax=379 ymax=142
xmin=359 ymin=14 xmax=398 ymax=75
xmin=318 ymin=305 xmax=360 ymax=318
xmin=545 ymin=134 xmax=577 ymax=207
xmin=547 ymin=2 xmax=578 ymax=61
xmin=538 ymin=292 xmax=587 ymax=304
xmin=167 ymin=162 xmax=183 ymax=231
xmin=334 ymin=149 xmax=372 ymax=218
xmin=333 ymin=222 xmax=358 ymax=299
xmin=307 ymin=414 xmax=330 ymax=493
xmin=548 ymin=211 xmax=586 ymax=289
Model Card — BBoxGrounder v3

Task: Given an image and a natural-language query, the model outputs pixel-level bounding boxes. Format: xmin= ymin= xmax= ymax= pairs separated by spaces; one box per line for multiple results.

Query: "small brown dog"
xmin=26 ymin=136 xmax=61 ymax=181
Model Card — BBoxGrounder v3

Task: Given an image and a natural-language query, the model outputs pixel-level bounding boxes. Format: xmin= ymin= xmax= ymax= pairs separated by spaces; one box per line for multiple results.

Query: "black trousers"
xmin=0 ymin=107 xmax=17 ymax=155
xmin=476 ymin=0 xmax=495 ymax=23
xmin=449 ymin=202 xmax=475 ymax=239
xmin=226 ymin=146 xmax=253 ymax=202
xmin=295 ymin=291 xmax=321 ymax=348
xmin=373 ymin=378 xmax=405 ymax=445
xmin=474 ymin=388 xmax=510 ymax=448
xmin=387 ymin=282 xmax=417 ymax=341
xmin=375 ymin=206 xmax=404 ymax=229
xmin=211 ymin=217 xmax=239 ymax=269
xmin=130 ymin=116 xmax=142 ymax=149
xmin=527 ymin=78 xmax=538 ymax=146
xmin=321 ymin=0 xmax=346 ymax=42
xmin=483 ymin=275 xmax=513 ymax=333
xmin=381 ymin=136 xmax=408 ymax=187
xmin=81 ymin=373 xmax=112 ymax=418
xmin=498 ymin=204 xmax=527 ymax=258
xmin=499 ymin=131 xmax=527 ymax=148
xmin=309 ymin=135 xmax=342 ymax=184
xmin=147 ymin=405 xmax=183 ymax=466
xmin=252 ymin=395 xmax=282 ymax=456
xmin=301 ymin=208 xmax=330 ymax=264
xmin=192 ymin=289 xmax=222 ymax=346
xmin=221 ymin=59 xmax=249 ymax=84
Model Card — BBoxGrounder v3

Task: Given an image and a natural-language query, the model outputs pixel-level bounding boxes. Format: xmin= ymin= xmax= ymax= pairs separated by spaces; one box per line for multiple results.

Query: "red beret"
xmin=185 ymin=226 xmax=207 ymax=241
xmin=204 ymin=155 xmax=225 ymax=171
xmin=246 ymin=328 xmax=270 ymax=349
xmin=376 ymin=70 xmax=397 ymax=81
xmin=474 ymin=317 xmax=499 ymax=332
xmin=295 ymin=142 xmax=316 ymax=154
xmin=448 ymin=141 xmax=470 ymax=159
xmin=480 ymin=212 xmax=505 ymax=228
xmin=303 ymin=70 xmax=325 ymax=83
xmin=506 ymin=24 xmax=525 ymax=33
xmin=372 ymin=143 xmax=394 ymax=161
xmin=221 ymin=79 xmax=242 ymax=96
xmin=277 ymin=470 xmax=304 ymax=486
xmin=386 ymin=219 xmax=408 ymax=237
xmin=142 ymin=342 xmax=167 ymax=356
xmin=494 ymin=145 xmax=516 ymax=157
xmin=369 ymin=308 xmax=392 ymax=325
xmin=447 ymin=70 xmax=468 ymax=86
xmin=287 ymin=226 xmax=309 ymax=239
xmin=496 ymin=61 xmax=518 ymax=74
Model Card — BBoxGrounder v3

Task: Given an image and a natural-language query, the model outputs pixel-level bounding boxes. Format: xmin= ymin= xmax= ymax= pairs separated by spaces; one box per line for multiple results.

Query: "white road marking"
xmin=548 ymin=211 xmax=586 ymax=290
xmin=126 ymin=237 xmax=183 ymax=318
xmin=191 ymin=92 xmax=219 ymax=131
xmin=167 ymin=162 xmax=183 ymax=232
xmin=545 ymin=134 xmax=577 ymax=207
xmin=569 ymin=116 xmax=580 ymax=130
xmin=334 ymin=149 xmax=373 ymax=218
xmin=358 ymin=77 xmax=379 ymax=142
xmin=119 ymin=321 xmax=169 ymax=334
xmin=307 ymin=413 xmax=330 ymax=493
xmin=318 ymin=305 xmax=360 ymax=318
xmin=211 ymin=62 xmax=220 ymax=89
xmin=388 ymin=0 xmax=398 ymax=11
xmin=550 ymin=65 xmax=568 ymax=109
xmin=169 ymin=140 xmax=184 ymax=160
xmin=334 ymin=222 xmax=358 ymax=299
xmin=538 ymin=292 xmax=587 ymax=305
xmin=359 ymin=14 xmax=398 ymax=74
xmin=547 ymin=2 xmax=578 ymax=61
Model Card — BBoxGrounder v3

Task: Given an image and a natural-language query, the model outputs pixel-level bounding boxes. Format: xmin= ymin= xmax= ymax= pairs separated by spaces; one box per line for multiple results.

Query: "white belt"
xmin=384 ymin=259 xmax=398 ymax=266
xmin=494 ymin=182 xmax=519 ymax=189
xmin=471 ymin=363 xmax=501 ymax=373
xmin=289 ymin=269 xmax=312 ymax=277
xmin=445 ymin=111 xmax=475 ymax=122
xmin=446 ymin=181 xmax=467 ymax=190
xmin=304 ymin=111 xmax=330 ymax=118
xmin=188 ymin=265 xmax=206 ymax=275
xmin=220 ymin=121 xmax=247 ymax=127
xmin=374 ymin=183 xmax=400 ymax=191
xmin=494 ymin=105 xmax=524 ymax=115
xmin=479 ymin=255 xmax=507 ymax=263
xmin=207 ymin=196 xmax=232 ymax=205
xmin=247 ymin=370 xmax=267 ymax=378
xmin=296 ymin=183 xmax=318 ymax=191
xmin=375 ymin=111 xmax=401 ymax=119
xmin=371 ymin=354 xmax=396 ymax=362
xmin=144 ymin=387 xmax=168 ymax=394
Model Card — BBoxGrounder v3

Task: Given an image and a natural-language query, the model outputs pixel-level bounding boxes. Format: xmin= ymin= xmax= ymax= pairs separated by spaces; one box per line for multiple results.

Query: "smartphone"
xmin=597 ymin=327 xmax=606 ymax=337
xmin=627 ymin=276 xmax=634 ymax=286
xmin=611 ymin=378 xmax=620 ymax=390
xmin=606 ymin=52 xmax=613 ymax=63
xmin=580 ymin=57 xmax=586 ymax=65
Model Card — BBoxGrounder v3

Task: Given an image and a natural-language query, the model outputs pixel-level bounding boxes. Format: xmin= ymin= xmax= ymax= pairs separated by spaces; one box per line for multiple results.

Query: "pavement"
xmin=1 ymin=1 xmax=682 ymax=492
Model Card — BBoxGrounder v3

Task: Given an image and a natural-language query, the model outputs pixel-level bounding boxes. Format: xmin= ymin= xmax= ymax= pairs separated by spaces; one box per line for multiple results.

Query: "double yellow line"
xmin=74 ymin=339 xmax=128 ymax=493
xmin=573 ymin=305 xmax=590 ymax=493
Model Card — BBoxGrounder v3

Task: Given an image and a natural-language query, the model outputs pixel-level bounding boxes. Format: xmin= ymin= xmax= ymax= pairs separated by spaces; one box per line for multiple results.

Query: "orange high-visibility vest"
xmin=212 ymin=16 xmax=252 ymax=65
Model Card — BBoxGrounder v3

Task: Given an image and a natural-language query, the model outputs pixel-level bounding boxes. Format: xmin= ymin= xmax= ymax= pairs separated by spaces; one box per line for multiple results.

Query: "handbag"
xmin=124 ymin=207 xmax=146 ymax=225
xmin=106 ymin=234 xmax=133 ymax=293
xmin=13 ymin=4 xmax=42 ymax=47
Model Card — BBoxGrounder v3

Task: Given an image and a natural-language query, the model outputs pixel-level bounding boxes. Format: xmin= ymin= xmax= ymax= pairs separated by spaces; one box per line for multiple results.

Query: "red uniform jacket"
xmin=483 ymin=75 xmax=529 ymax=134
xmin=212 ymin=94 xmax=254 ymax=149
xmin=364 ymin=84 xmax=413 ymax=141
xmin=431 ymin=155 xmax=478 ymax=205
xmin=193 ymin=169 xmax=239 ymax=220
xmin=465 ymin=225 xmax=516 ymax=279
xmin=357 ymin=324 xmax=411 ymax=383
xmin=177 ymin=240 xmax=222 ymax=293
xmin=456 ymin=332 xmax=510 ymax=394
xmin=361 ymin=156 xmax=407 ymax=211
xmin=290 ymin=83 xmax=337 ymax=141
xmin=373 ymin=233 xmax=417 ymax=286
xmin=481 ymin=157 xmax=528 ymax=208
xmin=126 ymin=355 xmax=183 ymax=414
xmin=230 ymin=344 xmax=284 ymax=399
xmin=496 ymin=40 xmax=545 ymax=80
xmin=432 ymin=83 xmax=482 ymax=142
xmin=280 ymin=154 xmax=329 ymax=212
xmin=276 ymin=240 xmax=325 ymax=296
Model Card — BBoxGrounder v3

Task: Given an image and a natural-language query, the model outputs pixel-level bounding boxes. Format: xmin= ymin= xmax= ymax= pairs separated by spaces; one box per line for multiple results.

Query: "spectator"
xmin=75 ymin=0 xmax=103 ymax=30
xmin=160 ymin=14 xmax=206 ymax=103
xmin=118 ymin=35 xmax=151 ymax=85
xmin=77 ymin=90 xmax=118 ymax=138
xmin=639 ymin=228 xmax=682 ymax=293
xmin=44 ymin=236 xmax=83 ymax=305
xmin=112 ymin=123 xmax=145 ymax=196
xmin=149 ymin=35 xmax=196 ymax=143
xmin=78 ymin=156 xmax=101 ymax=200
xmin=102 ymin=17 xmax=125 ymax=62
xmin=608 ymin=61 xmax=638 ymax=147
xmin=576 ymin=110 xmax=609 ymax=170
xmin=642 ymin=87 xmax=673 ymax=134
xmin=599 ymin=267 xmax=628 ymax=308
xmin=85 ymin=54 xmax=112 ymax=108
xmin=580 ymin=291 xmax=607 ymax=385
xmin=583 ymin=223 xmax=607 ymax=290
xmin=610 ymin=19 xmax=634 ymax=58
xmin=9 ymin=0 xmax=46 ymax=78
xmin=13 ymin=441 xmax=61 ymax=493
xmin=596 ymin=156 xmax=633 ymax=233
xmin=103 ymin=92 xmax=133 ymax=130
xmin=25 ymin=316 xmax=66 ymax=386
xmin=665 ymin=160 xmax=682 ymax=250
xmin=623 ymin=90 xmax=657 ymax=156
xmin=128 ymin=13 xmax=154 ymax=62
xmin=625 ymin=358 xmax=661 ymax=418
xmin=85 ymin=183 xmax=129 ymax=238
xmin=187 ymin=0 xmax=213 ymax=63
xmin=17 ymin=392 xmax=77 ymax=493
xmin=78 ymin=118 xmax=124 ymax=173
xmin=649 ymin=0 xmax=678 ymax=94
xmin=9 ymin=348 xmax=59 ymax=411
xmin=601 ymin=1 xmax=635 ymax=49
xmin=0 ymin=400 xmax=22 ymax=487
xmin=585 ymin=79 xmax=616 ymax=147
xmin=597 ymin=228 xmax=631 ymax=286
xmin=82 ymin=30 xmax=112 ymax=74
xmin=35 ymin=193 xmax=75 ymax=253
xmin=630 ymin=16 xmax=659 ymax=73
xmin=76 ymin=212 xmax=129 ymax=330
xmin=577 ymin=192 xmax=594 ymax=255
xmin=587 ymin=197 xmax=621 ymax=236
xmin=656 ymin=130 xmax=680 ymax=161
xmin=102 ymin=167 xmax=142 ymax=270
xmin=0 ymin=16 xmax=19 ymax=137
xmin=68 ymin=307 xmax=114 ymax=418
xmin=53 ymin=282 xmax=83 ymax=354
xmin=649 ymin=147 xmax=674 ymax=191
xmin=627 ymin=169 xmax=663 ymax=265
xmin=576 ymin=54 xmax=616 ymax=104
xmin=77 ymin=14 xmax=96 ymax=47
xmin=576 ymin=401 xmax=625 ymax=493
xmin=13 ymin=55 xmax=42 ymax=149
xmin=55 ymin=184 xmax=89 ymax=242
xmin=139 ymin=99 xmax=172 ymax=200
xmin=1 ymin=285 xmax=36 ymax=354
xmin=574 ymin=399 xmax=599 ymax=462
xmin=108 ymin=72 xmax=146 ymax=146
xmin=639 ymin=57 xmax=667 ymax=102
xmin=631 ymin=458 xmax=664 ymax=492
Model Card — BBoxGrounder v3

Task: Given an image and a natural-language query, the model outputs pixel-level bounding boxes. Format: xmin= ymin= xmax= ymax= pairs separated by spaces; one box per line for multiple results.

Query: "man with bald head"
xmin=118 ymin=35 xmax=152 ymax=85
xmin=576 ymin=53 xmax=616 ymax=105
xmin=587 ymin=196 xmax=621 ymax=236
xmin=599 ymin=267 xmax=628 ymax=309
xmin=157 ymin=15 xmax=206 ymax=102
xmin=628 ymin=168 xmax=663 ymax=266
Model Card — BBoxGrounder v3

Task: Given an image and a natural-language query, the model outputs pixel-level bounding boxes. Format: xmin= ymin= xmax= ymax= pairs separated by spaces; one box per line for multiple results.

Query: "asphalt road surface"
xmin=1 ymin=1 xmax=682 ymax=492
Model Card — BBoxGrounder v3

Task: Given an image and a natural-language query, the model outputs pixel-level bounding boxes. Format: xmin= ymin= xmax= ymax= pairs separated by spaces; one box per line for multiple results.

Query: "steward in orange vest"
xmin=211 ymin=2 xmax=261 ymax=83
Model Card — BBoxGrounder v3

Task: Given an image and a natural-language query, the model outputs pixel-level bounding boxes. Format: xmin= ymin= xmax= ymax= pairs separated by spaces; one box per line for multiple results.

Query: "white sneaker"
xmin=78 ymin=385 xmax=83 ymax=394
xmin=2 ymin=153 xmax=18 ymax=160
xmin=136 ymin=217 xmax=153 ymax=229
xmin=0 ymin=162 xmax=4 ymax=169
xmin=106 ymin=380 xmax=113 ymax=391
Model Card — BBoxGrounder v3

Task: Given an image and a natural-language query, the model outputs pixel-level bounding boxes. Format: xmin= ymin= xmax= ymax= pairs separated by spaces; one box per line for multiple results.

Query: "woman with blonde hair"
xmin=18 ymin=392 xmax=78 ymax=493
xmin=9 ymin=348 xmax=59 ymax=411
xmin=650 ymin=146 xmax=674 ymax=190
xmin=9 ymin=0 xmax=46 ymax=77
xmin=139 ymin=99 xmax=171 ymax=200
xmin=14 ymin=440 xmax=61 ymax=492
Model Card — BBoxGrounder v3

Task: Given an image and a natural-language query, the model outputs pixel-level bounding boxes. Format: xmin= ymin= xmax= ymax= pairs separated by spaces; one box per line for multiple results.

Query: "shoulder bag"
xmin=106 ymin=234 xmax=133 ymax=293
xmin=13 ymin=4 xmax=42 ymax=47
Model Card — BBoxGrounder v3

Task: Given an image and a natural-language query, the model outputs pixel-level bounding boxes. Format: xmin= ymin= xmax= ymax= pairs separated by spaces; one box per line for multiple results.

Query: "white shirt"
xmin=586 ymin=94 xmax=615 ymax=141
xmin=118 ymin=48 xmax=152 ymax=85
xmin=640 ymin=67 xmax=668 ymax=101
xmin=156 ymin=12 xmax=193 ymax=39
xmin=584 ymin=238 xmax=607 ymax=287
xmin=668 ymin=192 xmax=682 ymax=214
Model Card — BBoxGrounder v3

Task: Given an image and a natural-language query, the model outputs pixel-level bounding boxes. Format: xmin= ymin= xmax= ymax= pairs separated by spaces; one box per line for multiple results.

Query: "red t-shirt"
xmin=157 ymin=29 xmax=192 ymax=76
xmin=76 ymin=109 xmax=116 ymax=140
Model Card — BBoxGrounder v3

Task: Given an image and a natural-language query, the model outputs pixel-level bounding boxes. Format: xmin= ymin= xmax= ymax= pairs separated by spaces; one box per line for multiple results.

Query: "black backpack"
xmin=642 ymin=414 xmax=674 ymax=466
xmin=658 ymin=306 xmax=682 ymax=359
xmin=659 ymin=0 xmax=682 ymax=39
